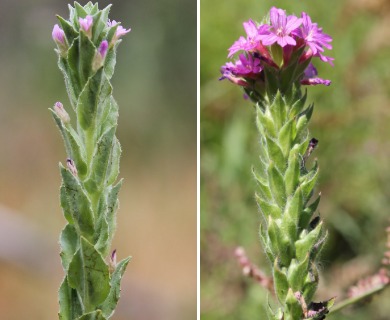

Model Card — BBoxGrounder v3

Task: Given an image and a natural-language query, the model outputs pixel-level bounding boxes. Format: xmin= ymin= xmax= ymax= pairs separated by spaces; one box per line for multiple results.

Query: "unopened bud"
xmin=109 ymin=249 xmax=117 ymax=273
xmin=53 ymin=102 xmax=70 ymax=123
xmin=52 ymin=24 xmax=67 ymax=56
xmin=66 ymin=158 xmax=78 ymax=177
xmin=92 ymin=40 xmax=109 ymax=71
xmin=79 ymin=15 xmax=93 ymax=38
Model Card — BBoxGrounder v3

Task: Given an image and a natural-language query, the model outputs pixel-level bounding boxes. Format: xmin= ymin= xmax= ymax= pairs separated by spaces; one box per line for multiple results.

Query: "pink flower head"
xmin=79 ymin=15 xmax=93 ymax=33
xmin=301 ymin=63 xmax=331 ymax=86
xmin=107 ymin=19 xmax=131 ymax=41
xmin=260 ymin=7 xmax=302 ymax=47
xmin=98 ymin=40 xmax=109 ymax=59
xmin=234 ymin=53 xmax=262 ymax=76
xmin=228 ymin=19 xmax=269 ymax=57
xmin=293 ymin=12 xmax=332 ymax=55
xmin=52 ymin=24 xmax=65 ymax=45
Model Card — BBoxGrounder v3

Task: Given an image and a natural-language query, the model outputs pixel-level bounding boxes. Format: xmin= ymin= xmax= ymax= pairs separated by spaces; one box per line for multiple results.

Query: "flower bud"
xmin=52 ymin=24 xmax=67 ymax=56
xmin=79 ymin=15 xmax=93 ymax=38
xmin=53 ymin=102 xmax=70 ymax=123
xmin=66 ymin=158 xmax=78 ymax=177
xmin=92 ymin=40 xmax=109 ymax=71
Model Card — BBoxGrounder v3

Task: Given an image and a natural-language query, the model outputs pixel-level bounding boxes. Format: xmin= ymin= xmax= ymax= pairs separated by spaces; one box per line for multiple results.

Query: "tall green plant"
xmin=51 ymin=2 xmax=131 ymax=319
xmin=220 ymin=7 xmax=334 ymax=320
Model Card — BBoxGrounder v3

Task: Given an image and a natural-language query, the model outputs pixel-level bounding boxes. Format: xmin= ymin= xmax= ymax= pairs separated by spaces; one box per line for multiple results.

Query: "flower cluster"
xmin=52 ymin=15 xmax=130 ymax=58
xmin=220 ymin=7 xmax=333 ymax=92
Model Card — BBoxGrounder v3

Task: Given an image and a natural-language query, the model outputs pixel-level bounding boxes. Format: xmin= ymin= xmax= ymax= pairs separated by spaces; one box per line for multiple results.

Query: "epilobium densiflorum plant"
xmin=221 ymin=7 xmax=335 ymax=320
xmin=51 ymin=2 xmax=131 ymax=319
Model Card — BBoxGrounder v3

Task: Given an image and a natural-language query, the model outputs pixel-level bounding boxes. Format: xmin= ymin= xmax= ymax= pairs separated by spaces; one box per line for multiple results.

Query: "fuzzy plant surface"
xmin=220 ymin=7 xmax=334 ymax=320
xmin=51 ymin=2 xmax=131 ymax=319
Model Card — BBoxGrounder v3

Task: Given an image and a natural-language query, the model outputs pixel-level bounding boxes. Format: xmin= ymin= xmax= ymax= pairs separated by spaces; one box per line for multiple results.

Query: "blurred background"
xmin=0 ymin=0 xmax=196 ymax=319
xmin=201 ymin=0 xmax=390 ymax=319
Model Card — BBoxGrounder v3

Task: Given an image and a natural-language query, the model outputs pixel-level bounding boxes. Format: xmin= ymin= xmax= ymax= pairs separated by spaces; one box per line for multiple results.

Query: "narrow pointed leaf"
xmin=285 ymin=153 xmax=300 ymax=195
xmin=278 ymin=119 xmax=293 ymax=157
xmin=60 ymin=223 xmax=80 ymax=271
xmin=295 ymin=222 xmax=323 ymax=261
xmin=287 ymin=254 xmax=310 ymax=291
xmin=60 ymin=164 xmax=95 ymax=242
xmin=68 ymin=237 xmax=111 ymax=312
xmin=266 ymin=137 xmax=286 ymax=173
xmin=100 ymin=257 xmax=131 ymax=318
xmin=51 ymin=110 xmax=88 ymax=177
xmin=268 ymin=162 xmax=286 ymax=208
xmin=273 ymin=258 xmax=289 ymax=303
xmin=59 ymin=276 xmax=83 ymax=320
xmin=256 ymin=194 xmax=282 ymax=219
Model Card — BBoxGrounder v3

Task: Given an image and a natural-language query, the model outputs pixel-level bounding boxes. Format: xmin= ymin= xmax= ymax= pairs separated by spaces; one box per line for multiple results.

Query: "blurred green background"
xmin=0 ymin=0 xmax=196 ymax=319
xmin=201 ymin=0 xmax=390 ymax=319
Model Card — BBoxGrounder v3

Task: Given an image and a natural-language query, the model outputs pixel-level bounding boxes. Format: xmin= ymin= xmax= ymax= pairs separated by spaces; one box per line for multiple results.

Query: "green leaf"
xmin=268 ymin=162 xmax=286 ymax=209
xmin=269 ymin=91 xmax=286 ymax=130
xmin=286 ymin=288 xmax=303 ymax=319
xmin=289 ymin=88 xmax=307 ymax=118
xmin=68 ymin=237 xmax=111 ymax=312
xmin=59 ymin=276 xmax=83 ymax=320
xmin=259 ymin=224 xmax=274 ymax=262
xmin=86 ymin=126 xmax=116 ymax=189
xmin=67 ymin=37 xmax=82 ymax=91
xmin=74 ymin=2 xmax=88 ymax=18
xmin=266 ymin=137 xmax=286 ymax=173
xmin=77 ymin=69 xmax=112 ymax=131
xmin=278 ymin=119 xmax=293 ymax=157
xmin=301 ymin=194 xmax=321 ymax=229
xmin=105 ymin=136 xmax=121 ymax=186
xmin=57 ymin=15 xmax=78 ymax=46
xmin=284 ymin=186 xmax=303 ymax=225
xmin=100 ymin=257 xmax=131 ymax=318
xmin=301 ymin=161 xmax=319 ymax=201
xmin=294 ymin=104 xmax=314 ymax=142
xmin=273 ymin=258 xmax=289 ymax=303
xmin=58 ymin=57 xmax=80 ymax=108
xmin=295 ymin=222 xmax=323 ymax=261
xmin=77 ymin=310 xmax=107 ymax=320
xmin=252 ymin=167 xmax=272 ymax=202
xmin=79 ymin=31 xmax=97 ymax=84
xmin=60 ymin=164 xmax=95 ymax=242
xmin=285 ymin=153 xmax=300 ymax=195
xmin=60 ymin=224 xmax=79 ymax=271
xmin=256 ymin=194 xmax=282 ymax=219
xmin=106 ymin=180 xmax=123 ymax=245
xmin=51 ymin=110 xmax=88 ymax=177
xmin=256 ymin=108 xmax=277 ymax=138
xmin=92 ymin=5 xmax=112 ymax=44
xmin=287 ymin=255 xmax=310 ymax=291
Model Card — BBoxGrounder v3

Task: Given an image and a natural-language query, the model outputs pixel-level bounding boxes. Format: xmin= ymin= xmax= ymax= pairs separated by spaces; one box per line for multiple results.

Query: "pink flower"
xmin=79 ymin=15 xmax=93 ymax=34
xmin=107 ymin=19 xmax=131 ymax=41
xmin=228 ymin=19 xmax=269 ymax=57
xmin=260 ymin=7 xmax=302 ymax=47
xmin=293 ymin=12 xmax=332 ymax=55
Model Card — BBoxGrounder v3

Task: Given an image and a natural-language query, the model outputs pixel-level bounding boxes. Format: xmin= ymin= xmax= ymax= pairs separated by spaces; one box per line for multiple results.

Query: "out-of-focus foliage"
xmin=0 ymin=0 xmax=196 ymax=319
xmin=201 ymin=0 xmax=390 ymax=319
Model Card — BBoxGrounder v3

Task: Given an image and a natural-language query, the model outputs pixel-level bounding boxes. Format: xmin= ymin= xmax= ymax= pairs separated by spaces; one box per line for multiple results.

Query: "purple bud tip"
xmin=52 ymin=24 xmax=65 ymax=44
xmin=98 ymin=40 xmax=109 ymax=58
xmin=79 ymin=15 xmax=93 ymax=33
xmin=53 ymin=101 xmax=70 ymax=123
xmin=116 ymin=25 xmax=131 ymax=38
xmin=66 ymin=158 xmax=78 ymax=176
xmin=111 ymin=249 xmax=117 ymax=261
